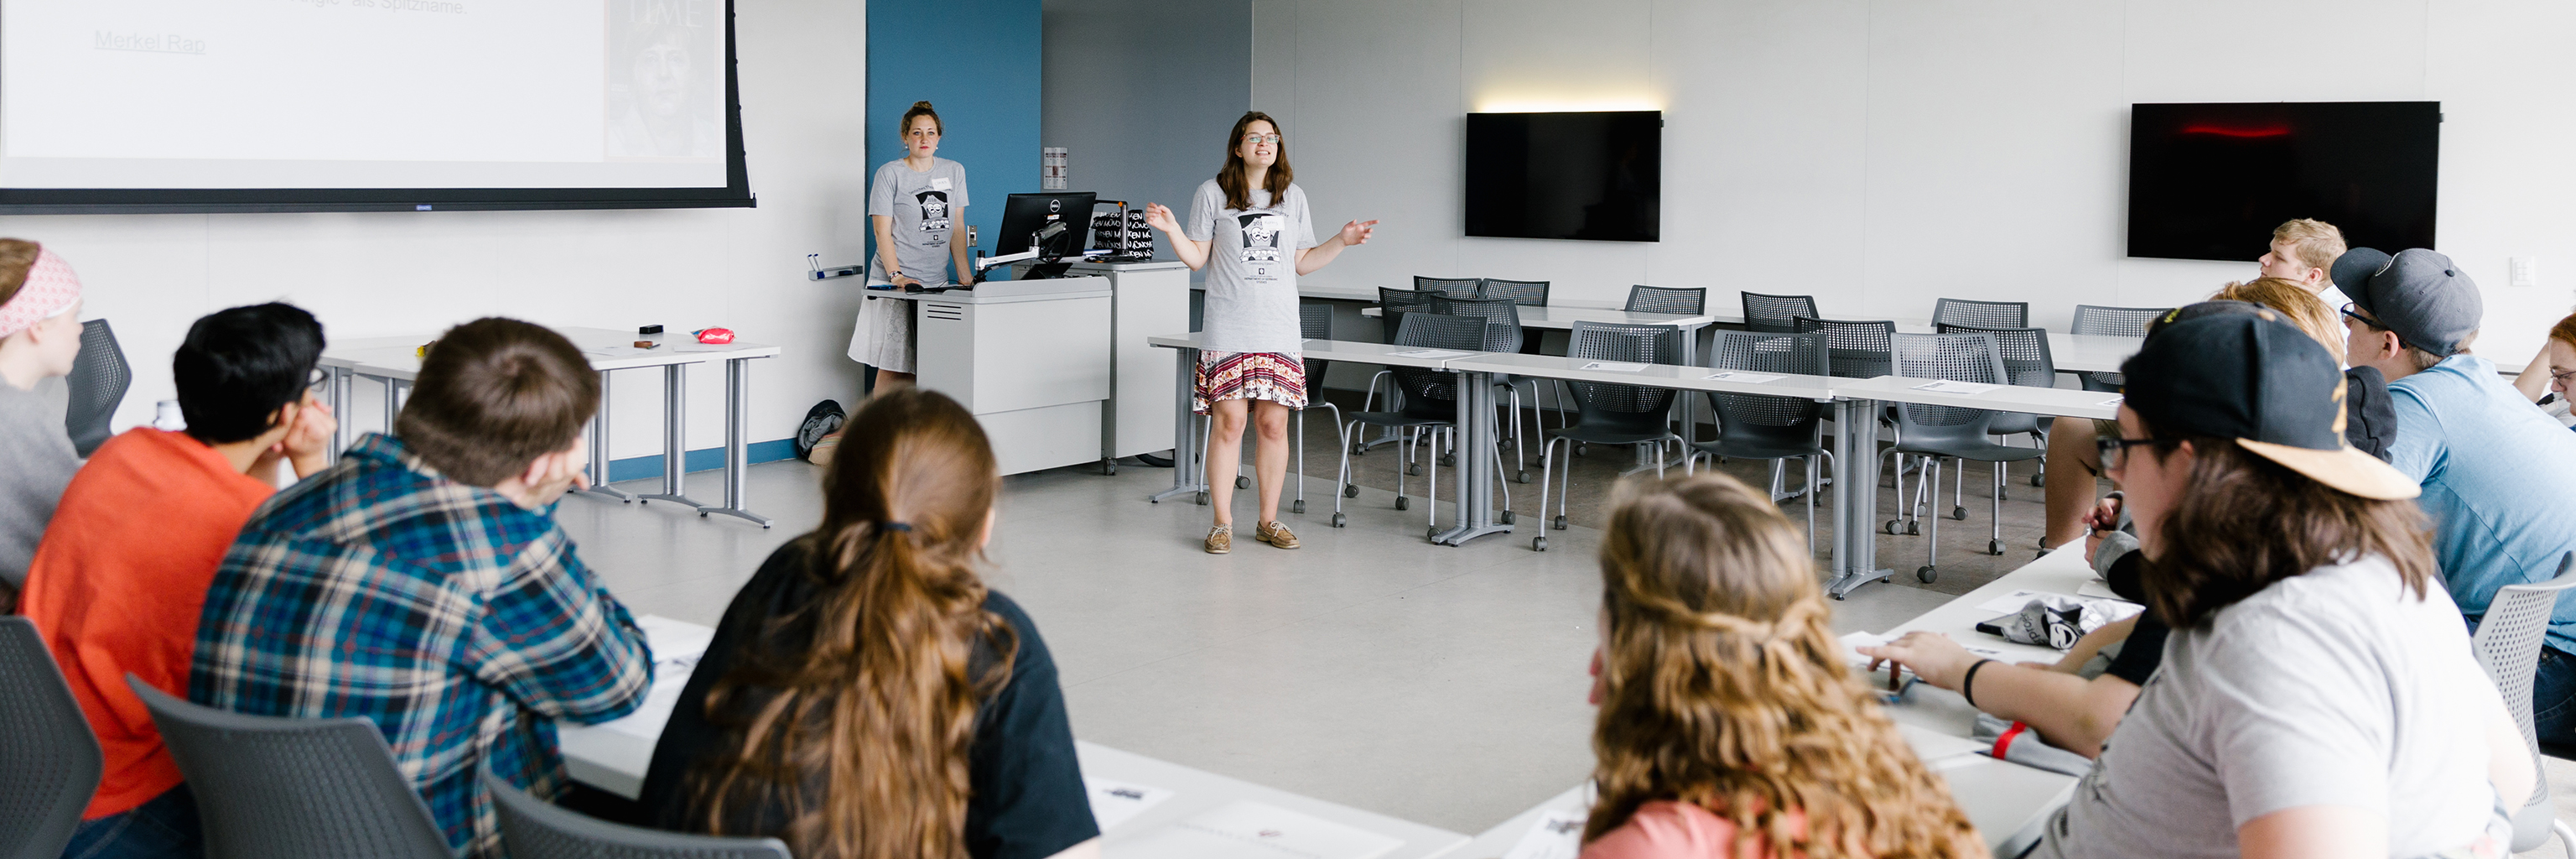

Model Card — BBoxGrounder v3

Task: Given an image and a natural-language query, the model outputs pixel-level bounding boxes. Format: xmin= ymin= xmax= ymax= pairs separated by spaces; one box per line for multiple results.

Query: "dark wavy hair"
xmin=2134 ymin=431 xmax=2436 ymax=627
xmin=1217 ymin=111 xmax=1292 ymax=211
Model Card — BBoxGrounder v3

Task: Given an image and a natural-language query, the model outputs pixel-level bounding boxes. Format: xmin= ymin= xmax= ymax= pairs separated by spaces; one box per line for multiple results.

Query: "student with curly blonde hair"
xmin=1582 ymin=473 xmax=1983 ymax=859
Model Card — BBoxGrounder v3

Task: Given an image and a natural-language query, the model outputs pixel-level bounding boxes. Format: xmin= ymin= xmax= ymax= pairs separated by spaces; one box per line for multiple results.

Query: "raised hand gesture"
xmin=1143 ymin=202 xmax=1182 ymax=236
xmin=1337 ymin=219 xmax=1379 ymax=247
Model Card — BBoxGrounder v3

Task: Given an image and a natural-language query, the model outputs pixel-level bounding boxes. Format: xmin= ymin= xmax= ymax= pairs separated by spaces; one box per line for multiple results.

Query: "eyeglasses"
xmin=1241 ymin=134 xmax=1281 ymax=145
xmin=2553 ymin=367 xmax=2576 ymax=386
xmin=308 ymin=367 xmax=329 ymax=388
xmin=2339 ymin=303 xmax=2382 ymax=329
xmin=2095 ymin=436 xmax=2163 ymax=471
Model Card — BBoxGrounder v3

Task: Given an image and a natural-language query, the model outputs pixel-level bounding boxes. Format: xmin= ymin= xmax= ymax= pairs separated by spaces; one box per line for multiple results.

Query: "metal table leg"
xmin=697 ymin=357 xmax=775 ymax=527
xmin=1827 ymin=396 xmax=1893 ymax=598
xmin=380 ymin=375 xmax=404 ymax=437
xmin=1435 ymin=368 xmax=1512 ymax=546
xmin=327 ymin=366 xmax=352 ymax=460
xmin=1150 ymin=346 xmax=1208 ymax=504
xmin=579 ymin=368 xmax=636 ymax=502
xmin=638 ymin=363 xmax=707 ymax=508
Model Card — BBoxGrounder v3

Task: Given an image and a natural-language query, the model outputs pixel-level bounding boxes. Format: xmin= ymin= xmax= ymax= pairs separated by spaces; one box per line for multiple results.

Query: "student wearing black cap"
xmin=2003 ymin=312 xmax=2526 ymax=858
xmin=2337 ymin=247 xmax=2576 ymax=747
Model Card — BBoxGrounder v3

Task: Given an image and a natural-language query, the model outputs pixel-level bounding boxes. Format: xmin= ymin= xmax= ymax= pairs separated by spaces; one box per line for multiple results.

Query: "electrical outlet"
xmin=2511 ymin=256 xmax=2538 ymax=288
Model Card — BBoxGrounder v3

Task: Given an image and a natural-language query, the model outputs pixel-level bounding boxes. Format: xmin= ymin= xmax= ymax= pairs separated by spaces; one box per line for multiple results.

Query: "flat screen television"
xmin=2127 ymin=102 xmax=2439 ymax=262
xmin=1465 ymin=111 xmax=1660 ymax=242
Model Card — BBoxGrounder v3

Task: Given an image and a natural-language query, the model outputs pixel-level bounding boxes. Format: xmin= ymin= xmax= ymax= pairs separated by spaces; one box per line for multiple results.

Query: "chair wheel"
xmin=1440 ymin=453 xmax=1457 ymax=466
xmin=1343 ymin=484 xmax=1359 ymax=498
xmin=2030 ymin=473 xmax=2045 ymax=487
xmin=1998 ymin=488 xmax=2009 ymax=501
xmin=1533 ymin=536 xmax=1549 ymax=551
xmin=1292 ymin=500 xmax=1306 ymax=514
xmin=1905 ymin=521 xmax=1920 ymax=536
xmin=1987 ymin=539 xmax=2005 ymax=555
xmin=1950 ymin=506 xmax=1967 ymax=520
xmin=1237 ymin=476 xmax=1251 ymax=489
xmin=1516 ymin=470 xmax=1530 ymax=484
xmin=1332 ymin=513 xmax=1347 ymax=528
xmin=1407 ymin=464 xmax=1423 ymax=476
xmin=1395 ymin=497 xmax=1410 ymax=511
xmin=1428 ymin=526 xmax=1441 ymax=541
xmin=1884 ymin=520 xmax=1902 ymax=535
xmin=1351 ymin=442 xmax=1366 ymax=455
xmin=1500 ymin=510 xmax=1517 ymax=524
xmin=1576 ymin=443 xmax=1589 ymax=456
xmin=1553 ymin=514 xmax=1569 ymax=530
xmin=1195 ymin=491 xmax=1208 ymax=505
xmin=1918 ymin=565 xmax=1938 ymax=583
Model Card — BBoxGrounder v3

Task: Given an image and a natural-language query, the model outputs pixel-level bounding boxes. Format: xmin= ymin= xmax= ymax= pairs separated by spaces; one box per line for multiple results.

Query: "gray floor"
xmin=559 ymin=435 xmax=2576 ymax=852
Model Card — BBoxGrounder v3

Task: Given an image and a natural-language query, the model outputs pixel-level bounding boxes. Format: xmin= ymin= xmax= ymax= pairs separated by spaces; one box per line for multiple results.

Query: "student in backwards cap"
xmin=1996 ymin=312 xmax=2527 ymax=858
xmin=2337 ymin=247 xmax=2576 ymax=747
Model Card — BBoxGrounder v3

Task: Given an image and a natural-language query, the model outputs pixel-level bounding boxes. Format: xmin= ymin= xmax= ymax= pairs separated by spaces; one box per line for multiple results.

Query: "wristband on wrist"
xmin=1961 ymin=659 xmax=1998 ymax=708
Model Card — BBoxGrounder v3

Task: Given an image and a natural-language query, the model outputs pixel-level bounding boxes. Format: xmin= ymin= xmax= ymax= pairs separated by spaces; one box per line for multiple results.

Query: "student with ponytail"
xmin=1582 ymin=473 xmax=1983 ymax=859
xmin=640 ymin=387 xmax=1098 ymax=859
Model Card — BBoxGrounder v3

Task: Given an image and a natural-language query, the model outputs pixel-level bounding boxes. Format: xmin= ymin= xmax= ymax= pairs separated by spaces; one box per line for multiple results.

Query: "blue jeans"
xmin=2532 ymin=645 xmax=2576 ymax=748
xmin=59 ymin=784 xmax=201 ymax=859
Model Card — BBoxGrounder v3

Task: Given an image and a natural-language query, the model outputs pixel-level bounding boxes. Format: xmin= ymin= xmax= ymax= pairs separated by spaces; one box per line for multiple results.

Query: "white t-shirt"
xmin=2033 ymin=555 xmax=2501 ymax=859
xmin=1188 ymin=180 xmax=1316 ymax=354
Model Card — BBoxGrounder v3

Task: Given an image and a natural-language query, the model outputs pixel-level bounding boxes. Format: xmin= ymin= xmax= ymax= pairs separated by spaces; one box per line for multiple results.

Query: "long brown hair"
xmin=2133 ymin=432 xmax=2436 ymax=627
xmin=688 ymin=387 xmax=1011 ymax=859
xmin=1589 ymin=474 xmax=1983 ymax=858
xmin=2214 ymin=277 xmax=2343 ymax=364
xmin=1217 ymin=111 xmax=1293 ymax=211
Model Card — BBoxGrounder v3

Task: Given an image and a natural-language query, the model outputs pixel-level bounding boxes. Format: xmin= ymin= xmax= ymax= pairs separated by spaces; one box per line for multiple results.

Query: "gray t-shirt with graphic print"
xmin=1188 ymin=179 xmax=1316 ymax=354
xmin=868 ymin=157 xmax=969 ymax=286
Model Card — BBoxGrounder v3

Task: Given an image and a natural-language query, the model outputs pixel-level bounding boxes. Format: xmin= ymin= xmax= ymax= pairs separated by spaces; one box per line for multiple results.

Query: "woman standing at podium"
xmin=852 ymin=101 xmax=975 ymax=390
xmin=1145 ymin=111 xmax=1377 ymax=554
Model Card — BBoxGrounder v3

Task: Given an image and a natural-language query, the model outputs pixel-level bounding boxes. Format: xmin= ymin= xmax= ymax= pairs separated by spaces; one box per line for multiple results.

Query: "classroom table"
xmin=316 ymin=326 xmax=782 ymax=527
xmin=555 ymin=616 xmax=1469 ymax=859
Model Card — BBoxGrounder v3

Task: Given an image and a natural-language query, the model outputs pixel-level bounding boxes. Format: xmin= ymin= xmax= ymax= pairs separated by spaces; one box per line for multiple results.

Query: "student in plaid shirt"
xmin=190 ymin=318 xmax=652 ymax=858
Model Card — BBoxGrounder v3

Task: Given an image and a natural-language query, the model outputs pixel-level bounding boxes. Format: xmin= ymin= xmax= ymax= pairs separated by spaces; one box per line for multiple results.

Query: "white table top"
xmin=1447 ymin=351 xmax=1841 ymax=401
xmin=1883 ymin=540 xmax=2107 ymax=667
xmin=1145 ymin=333 xmax=1490 ymax=370
xmin=1836 ymin=375 xmax=2122 ymax=421
xmin=2046 ymin=333 xmax=2139 ymax=376
xmin=320 ymin=326 xmax=778 ymax=381
xmin=1361 ymin=304 xmax=1716 ymax=331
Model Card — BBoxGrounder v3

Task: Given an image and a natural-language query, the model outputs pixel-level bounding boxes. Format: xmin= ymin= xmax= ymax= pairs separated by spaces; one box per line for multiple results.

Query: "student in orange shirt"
xmin=19 ymin=302 xmax=335 ymax=859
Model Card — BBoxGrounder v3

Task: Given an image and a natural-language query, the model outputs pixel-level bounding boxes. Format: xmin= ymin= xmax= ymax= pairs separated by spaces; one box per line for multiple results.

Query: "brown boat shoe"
xmin=1205 ymin=523 xmax=1233 ymax=554
xmin=1255 ymin=520 xmax=1300 ymax=549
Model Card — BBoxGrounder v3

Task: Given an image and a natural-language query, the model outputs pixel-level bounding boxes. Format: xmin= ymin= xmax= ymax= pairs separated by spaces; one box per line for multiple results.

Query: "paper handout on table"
xmin=595 ymin=615 xmax=716 ymax=741
xmin=1389 ymin=348 xmax=1473 ymax=359
xmin=1114 ymin=799 xmax=1402 ymax=859
xmin=1500 ymin=809 xmax=1587 ymax=859
xmin=1911 ymin=380 xmax=1999 ymax=394
xmin=1580 ymin=361 xmax=1652 ymax=372
xmin=1703 ymin=371 xmax=1784 ymax=383
xmin=636 ymin=614 xmax=715 ymax=669
xmin=1084 ymin=776 xmax=1175 ymax=832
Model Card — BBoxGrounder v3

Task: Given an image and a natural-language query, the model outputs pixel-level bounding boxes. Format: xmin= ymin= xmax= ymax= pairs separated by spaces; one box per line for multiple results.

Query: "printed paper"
xmin=1500 ymin=810 xmax=1587 ymax=859
xmin=1085 ymin=777 xmax=1176 ymax=832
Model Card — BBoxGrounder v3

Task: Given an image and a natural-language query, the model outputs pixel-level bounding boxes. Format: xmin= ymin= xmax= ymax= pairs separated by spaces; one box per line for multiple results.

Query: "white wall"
xmin=1247 ymin=0 xmax=2576 ymax=364
xmin=13 ymin=0 xmax=870 ymax=461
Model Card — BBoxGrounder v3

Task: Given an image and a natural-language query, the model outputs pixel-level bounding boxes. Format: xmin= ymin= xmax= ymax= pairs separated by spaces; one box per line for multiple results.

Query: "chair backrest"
xmin=484 ymin=771 xmax=789 ymax=859
xmin=65 ymin=319 xmax=132 ymax=457
xmin=1411 ymin=276 xmax=1483 ymax=298
xmin=1705 ymin=331 xmax=1828 ymax=437
xmin=1566 ymin=321 xmax=1682 ymax=425
xmin=1433 ymin=294 xmax=1523 ymax=353
xmin=1888 ymin=332 xmax=2009 ymax=437
xmin=1480 ymin=278 xmax=1550 ymax=307
xmin=2472 ymin=553 xmax=2576 ymax=809
xmin=2070 ymin=305 xmax=2170 ymax=391
xmin=1931 ymin=298 xmax=2029 ymax=330
xmin=1623 ymin=284 xmax=1706 ymax=315
xmin=129 ymin=678 xmax=451 ymax=859
xmin=1934 ymin=324 xmax=2055 ymax=388
xmin=1389 ymin=314 xmax=1483 ymax=416
xmin=1378 ymin=287 xmax=1438 ymax=344
xmin=1738 ymin=292 xmax=1820 ymax=334
xmin=0 ymin=617 xmax=101 ymax=859
xmin=1791 ymin=316 xmax=1896 ymax=380
xmin=1299 ymin=303 xmax=1335 ymax=396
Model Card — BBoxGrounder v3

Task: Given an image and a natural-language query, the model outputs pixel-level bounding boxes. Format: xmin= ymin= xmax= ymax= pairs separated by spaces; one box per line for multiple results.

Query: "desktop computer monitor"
xmin=995 ymin=191 xmax=1095 ymax=279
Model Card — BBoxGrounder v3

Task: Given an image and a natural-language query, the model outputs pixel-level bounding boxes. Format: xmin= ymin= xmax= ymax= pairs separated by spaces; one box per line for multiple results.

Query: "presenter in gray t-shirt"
xmin=1144 ymin=112 xmax=1377 ymax=555
xmin=855 ymin=101 xmax=974 ymax=390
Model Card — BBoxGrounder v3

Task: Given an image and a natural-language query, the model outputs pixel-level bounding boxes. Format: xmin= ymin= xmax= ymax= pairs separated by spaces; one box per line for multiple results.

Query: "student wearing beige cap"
xmin=0 ymin=238 xmax=85 ymax=612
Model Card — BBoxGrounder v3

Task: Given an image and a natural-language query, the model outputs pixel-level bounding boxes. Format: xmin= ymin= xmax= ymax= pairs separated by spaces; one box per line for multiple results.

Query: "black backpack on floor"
xmin=795 ymin=400 xmax=845 ymax=461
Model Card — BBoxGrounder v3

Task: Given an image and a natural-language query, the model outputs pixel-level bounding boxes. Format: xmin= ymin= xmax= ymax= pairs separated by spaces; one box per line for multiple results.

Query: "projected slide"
xmin=0 ymin=0 xmax=733 ymax=191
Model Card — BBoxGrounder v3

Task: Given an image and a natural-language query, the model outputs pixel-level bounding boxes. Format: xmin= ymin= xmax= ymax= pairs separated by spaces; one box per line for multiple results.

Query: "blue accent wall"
xmin=867 ymin=0 xmax=1042 ymax=281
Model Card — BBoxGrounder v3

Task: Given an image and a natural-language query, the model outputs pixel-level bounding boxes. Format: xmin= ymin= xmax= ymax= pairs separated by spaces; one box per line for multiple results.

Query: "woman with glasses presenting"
xmin=1144 ymin=112 xmax=1378 ymax=554
xmin=850 ymin=101 xmax=975 ymax=391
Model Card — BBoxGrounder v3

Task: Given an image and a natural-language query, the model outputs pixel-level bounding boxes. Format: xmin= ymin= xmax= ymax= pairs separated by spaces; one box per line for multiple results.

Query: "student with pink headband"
xmin=0 ymin=238 xmax=85 ymax=612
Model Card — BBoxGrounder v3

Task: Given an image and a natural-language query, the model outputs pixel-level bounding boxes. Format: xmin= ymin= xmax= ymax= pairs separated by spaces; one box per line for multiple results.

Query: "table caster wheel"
xmin=1395 ymin=497 xmax=1410 ymax=511
xmin=1905 ymin=520 xmax=1920 ymax=535
xmin=1292 ymin=500 xmax=1306 ymax=514
xmin=1832 ymin=591 xmax=1846 ymax=601
xmin=1884 ymin=520 xmax=1902 ymax=535
xmin=699 ymin=511 xmax=709 ymax=518
xmin=1237 ymin=476 xmax=1251 ymax=489
xmin=1987 ymin=539 xmax=2005 ymax=555
xmin=1343 ymin=484 xmax=1359 ymax=498
xmin=1950 ymin=506 xmax=1967 ymax=520
xmin=1515 ymin=470 xmax=1530 ymax=483
xmin=1195 ymin=491 xmax=1208 ymax=506
xmin=1918 ymin=565 xmax=1938 ymax=583
xmin=1332 ymin=513 xmax=1347 ymax=528
xmin=1103 ymin=458 xmax=1118 ymax=476
xmin=1553 ymin=514 xmax=1569 ymax=530
xmin=1533 ymin=536 xmax=1549 ymax=551
xmin=1407 ymin=464 xmax=1423 ymax=476
xmin=1428 ymin=526 xmax=1441 ymax=541
xmin=1500 ymin=510 xmax=1517 ymax=524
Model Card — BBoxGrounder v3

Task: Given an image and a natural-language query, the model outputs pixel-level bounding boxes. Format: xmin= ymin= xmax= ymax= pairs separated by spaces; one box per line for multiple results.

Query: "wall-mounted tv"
xmin=1465 ymin=111 xmax=1660 ymax=242
xmin=2127 ymin=102 xmax=2438 ymax=262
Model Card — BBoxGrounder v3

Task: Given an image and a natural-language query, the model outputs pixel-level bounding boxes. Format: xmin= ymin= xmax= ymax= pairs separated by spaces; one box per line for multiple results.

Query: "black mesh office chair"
xmin=65 ymin=319 xmax=131 ymax=457
xmin=1436 ymin=295 xmax=1539 ymax=481
xmin=1884 ymin=332 xmax=2044 ymax=582
xmin=0 ymin=617 xmax=102 ymax=859
xmin=1360 ymin=287 xmax=1444 ymax=453
xmin=1739 ymin=293 xmax=1820 ymax=335
xmin=1623 ymin=285 xmax=1706 ymax=315
xmin=1480 ymin=279 xmax=1549 ymax=307
xmin=1930 ymin=298 xmax=2028 ymax=330
xmin=1343 ymin=314 xmax=1484 ymax=539
xmin=1688 ymin=332 xmax=1831 ymax=554
xmin=2069 ymin=305 xmax=2170 ymax=392
xmin=484 ymin=770 xmax=789 ymax=859
xmin=1534 ymin=321 xmax=1685 ymax=552
xmin=1297 ymin=303 xmax=1351 ymax=527
xmin=1936 ymin=322 xmax=2056 ymax=493
xmin=1411 ymin=276 xmax=1483 ymax=298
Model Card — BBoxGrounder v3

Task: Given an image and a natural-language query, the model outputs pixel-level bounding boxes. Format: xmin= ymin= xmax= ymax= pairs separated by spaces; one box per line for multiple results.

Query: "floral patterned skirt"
xmin=1193 ymin=351 xmax=1307 ymax=414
